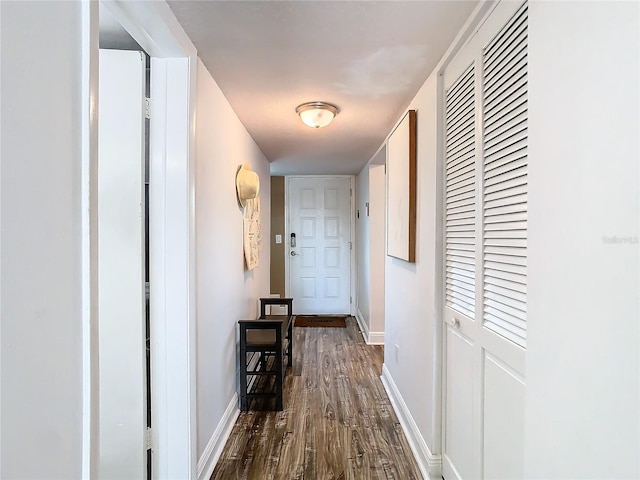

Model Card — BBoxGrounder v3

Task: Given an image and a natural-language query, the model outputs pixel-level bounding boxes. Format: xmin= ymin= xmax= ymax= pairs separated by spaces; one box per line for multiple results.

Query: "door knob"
xmin=445 ymin=317 xmax=460 ymax=329
xmin=290 ymin=251 xmax=298 ymax=256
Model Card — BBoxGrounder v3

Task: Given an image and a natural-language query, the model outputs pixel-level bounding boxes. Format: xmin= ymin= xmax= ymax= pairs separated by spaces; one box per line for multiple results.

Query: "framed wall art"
xmin=386 ymin=109 xmax=417 ymax=262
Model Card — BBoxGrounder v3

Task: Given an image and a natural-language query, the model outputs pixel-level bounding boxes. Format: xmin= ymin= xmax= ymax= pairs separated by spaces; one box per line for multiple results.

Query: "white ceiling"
xmin=165 ymin=1 xmax=479 ymax=174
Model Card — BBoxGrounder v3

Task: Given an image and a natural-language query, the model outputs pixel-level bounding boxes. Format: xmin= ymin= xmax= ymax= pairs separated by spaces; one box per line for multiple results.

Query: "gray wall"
xmin=195 ymin=59 xmax=272 ymax=457
xmin=525 ymin=2 xmax=639 ymax=476
xmin=270 ymin=176 xmax=286 ymax=297
xmin=1 ymin=2 xmax=85 ymax=477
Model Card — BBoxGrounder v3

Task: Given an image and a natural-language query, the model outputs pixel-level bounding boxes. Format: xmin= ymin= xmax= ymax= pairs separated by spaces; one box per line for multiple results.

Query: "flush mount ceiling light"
xmin=295 ymin=101 xmax=340 ymax=129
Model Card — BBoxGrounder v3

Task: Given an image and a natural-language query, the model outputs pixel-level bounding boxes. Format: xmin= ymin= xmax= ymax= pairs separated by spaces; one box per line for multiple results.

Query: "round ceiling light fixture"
xmin=295 ymin=101 xmax=340 ymax=128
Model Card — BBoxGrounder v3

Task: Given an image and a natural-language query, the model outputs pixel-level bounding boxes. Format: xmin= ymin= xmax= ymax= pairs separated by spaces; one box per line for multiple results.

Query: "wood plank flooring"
xmin=211 ymin=318 xmax=422 ymax=480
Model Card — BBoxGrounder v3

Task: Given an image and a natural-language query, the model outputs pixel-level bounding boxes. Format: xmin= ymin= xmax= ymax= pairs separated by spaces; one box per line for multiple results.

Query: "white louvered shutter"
xmin=482 ymin=4 xmax=528 ymax=347
xmin=445 ymin=66 xmax=476 ymax=319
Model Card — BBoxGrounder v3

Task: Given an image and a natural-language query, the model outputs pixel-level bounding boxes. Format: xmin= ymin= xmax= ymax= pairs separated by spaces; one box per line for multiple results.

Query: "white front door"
xmin=287 ymin=176 xmax=352 ymax=314
xmin=442 ymin=2 xmax=528 ymax=479
xmin=98 ymin=49 xmax=147 ymax=480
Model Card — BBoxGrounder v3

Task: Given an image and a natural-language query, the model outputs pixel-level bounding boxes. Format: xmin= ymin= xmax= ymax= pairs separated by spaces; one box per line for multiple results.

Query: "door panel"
xmin=444 ymin=328 xmax=476 ymax=480
xmin=483 ymin=353 xmax=525 ymax=479
xmin=98 ymin=49 xmax=147 ymax=480
xmin=288 ymin=177 xmax=352 ymax=314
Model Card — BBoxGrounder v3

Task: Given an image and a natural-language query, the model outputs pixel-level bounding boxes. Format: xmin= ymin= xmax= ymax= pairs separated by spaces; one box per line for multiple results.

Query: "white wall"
xmin=195 ymin=60 xmax=271 ymax=460
xmin=383 ymin=70 xmax=442 ymax=461
xmin=356 ymin=165 xmax=371 ymax=328
xmin=525 ymin=2 xmax=639 ymax=478
xmin=0 ymin=2 xmax=85 ymax=477
xmin=369 ymin=162 xmax=386 ymax=341
xmin=356 ymin=150 xmax=386 ymax=344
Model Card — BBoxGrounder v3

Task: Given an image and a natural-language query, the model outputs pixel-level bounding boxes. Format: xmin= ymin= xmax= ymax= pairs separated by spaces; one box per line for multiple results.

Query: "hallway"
xmin=211 ymin=319 xmax=422 ymax=479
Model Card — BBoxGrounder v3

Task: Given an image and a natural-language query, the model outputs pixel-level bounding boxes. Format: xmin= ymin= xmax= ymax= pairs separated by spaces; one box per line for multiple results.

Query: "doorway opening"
xmin=91 ymin=1 xmax=198 ymax=477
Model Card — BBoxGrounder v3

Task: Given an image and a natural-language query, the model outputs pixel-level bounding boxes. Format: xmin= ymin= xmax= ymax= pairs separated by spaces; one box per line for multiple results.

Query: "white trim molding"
xmin=81 ymin=2 xmax=100 ymax=477
xmin=355 ymin=309 xmax=369 ymax=340
xmin=381 ymin=365 xmax=442 ymax=479
xmin=197 ymin=394 xmax=240 ymax=480
xmin=355 ymin=309 xmax=385 ymax=345
xmin=367 ymin=331 xmax=385 ymax=345
xmin=149 ymin=56 xmax=198 ymax=480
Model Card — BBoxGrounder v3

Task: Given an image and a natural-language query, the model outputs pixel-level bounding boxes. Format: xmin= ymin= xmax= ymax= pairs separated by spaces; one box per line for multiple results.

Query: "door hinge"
xmin=349 ymin=241 xmax=352 ymax=250
xmin=350 ymin=296 xmax=352 ymax=304
xmin=145 ymin=97 xmax=151 ymax=119
xmin=146 ymin=427 xmax=152 ymax=450
xmin=350 ymin=187 xmax=352 ymax=197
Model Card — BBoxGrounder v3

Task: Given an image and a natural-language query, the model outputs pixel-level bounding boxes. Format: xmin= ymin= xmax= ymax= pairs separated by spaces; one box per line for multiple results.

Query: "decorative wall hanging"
xmin=236 ymin=164 xmax=262 ymax=270
xmin=243 ymin=196 xmax=261 ymax=270
xmin=386 ymin=110 xmax=417 ymax=262
xmin=236 ymin=163 xmax=260 ymax=208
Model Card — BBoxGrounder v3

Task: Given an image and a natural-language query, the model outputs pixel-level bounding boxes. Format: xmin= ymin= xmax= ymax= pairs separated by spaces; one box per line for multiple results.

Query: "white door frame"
xmin=284 ymin=175 xmax=356 ymax=316
xmin=82 ymin=2 xmax=198 ymax=478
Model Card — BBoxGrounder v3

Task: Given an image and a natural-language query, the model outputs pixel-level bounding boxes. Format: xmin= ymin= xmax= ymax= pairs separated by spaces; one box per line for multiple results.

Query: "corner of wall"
xmin=367 ymin=331 xmax=385 ymax=345
xmin=196 ymin=394 xmax=240 ymax=480
xmin=381 ymin=365 xmax=441 ymax=479
xmin=355 ymin=309 xmax=385 ymax=345
xmin=355 ymin=308 xmax=370 ymax=342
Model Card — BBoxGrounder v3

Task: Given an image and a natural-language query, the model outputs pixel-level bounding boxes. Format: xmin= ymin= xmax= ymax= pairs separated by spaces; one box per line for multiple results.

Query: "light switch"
xmin=275 ymin=234 xmax=282 ymax=244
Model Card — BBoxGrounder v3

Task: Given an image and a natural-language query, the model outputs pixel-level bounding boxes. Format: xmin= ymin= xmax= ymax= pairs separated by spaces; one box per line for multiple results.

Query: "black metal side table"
xmin=238 ymin=297 xmax=293 ymax=411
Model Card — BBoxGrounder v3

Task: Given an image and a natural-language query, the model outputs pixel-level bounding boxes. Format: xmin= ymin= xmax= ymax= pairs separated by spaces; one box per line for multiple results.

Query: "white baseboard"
xmin=355 ymin=309 xmax=369 ymax=341
xmin=381 ymin=365 xmax=442 ymax=480
xmin=355 ymin=309 xmax=385 ymax=345
xmin=197 ymin=393 xmax=240 ymax=480
xmin=367 ymin=330 xmax=385 ymax=345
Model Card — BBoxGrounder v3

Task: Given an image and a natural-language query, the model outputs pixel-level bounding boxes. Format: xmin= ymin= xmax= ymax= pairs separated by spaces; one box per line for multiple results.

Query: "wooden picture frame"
xmin=386 ymin=109 xmax=417 ymax=262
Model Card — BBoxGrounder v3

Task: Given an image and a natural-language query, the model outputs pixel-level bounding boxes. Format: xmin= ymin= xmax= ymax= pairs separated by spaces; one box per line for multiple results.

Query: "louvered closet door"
xmin=442 ymin=2 xmax=528 ymax=479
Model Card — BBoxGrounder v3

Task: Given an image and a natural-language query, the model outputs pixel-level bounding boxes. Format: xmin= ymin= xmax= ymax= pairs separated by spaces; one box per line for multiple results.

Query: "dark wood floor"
xmin=211 ymin=318 xmax=422 ymax=480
